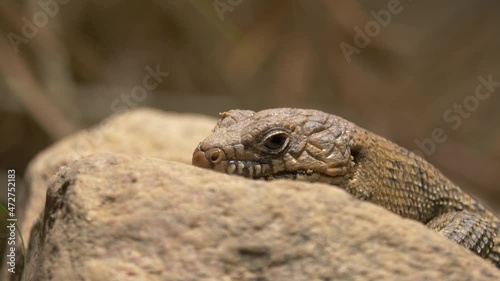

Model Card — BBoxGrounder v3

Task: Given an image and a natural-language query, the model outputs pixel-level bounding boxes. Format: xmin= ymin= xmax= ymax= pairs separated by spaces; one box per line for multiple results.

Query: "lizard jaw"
xmin=192 ymin=146 xmax=339 ymax=182
xmin=192 ymin=147 xmax=277 ymax=179
xmin=193 ymin=145 xmax=306 ymax=179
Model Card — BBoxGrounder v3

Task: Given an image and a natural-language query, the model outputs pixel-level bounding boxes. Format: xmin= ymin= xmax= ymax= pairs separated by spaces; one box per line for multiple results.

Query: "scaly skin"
xmin=192 ymin=108 xmax=500 ymax=267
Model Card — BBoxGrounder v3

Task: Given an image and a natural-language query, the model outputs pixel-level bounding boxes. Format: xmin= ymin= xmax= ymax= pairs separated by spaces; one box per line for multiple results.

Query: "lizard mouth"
xmin=216 ymin=159 xmax=275 ymax=179
xmin=192 ymin=146 xmax=277 ymax=178
xmin=192 ymin=146 xmax=323 ymax=181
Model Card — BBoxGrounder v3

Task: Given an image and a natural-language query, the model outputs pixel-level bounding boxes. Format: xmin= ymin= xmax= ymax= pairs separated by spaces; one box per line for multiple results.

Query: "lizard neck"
xmin=346 ymin=125 xmax=480 ymax=221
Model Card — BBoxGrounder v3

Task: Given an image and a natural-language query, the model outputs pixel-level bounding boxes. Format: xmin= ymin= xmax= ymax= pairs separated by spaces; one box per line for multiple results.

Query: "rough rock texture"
xmin=20 ymin=153 xmax=500 ymax=281
xmin=21 ymin=109 xmax=217 ymax=243
xmin=1 ymin=109 xmax=215 ymax=280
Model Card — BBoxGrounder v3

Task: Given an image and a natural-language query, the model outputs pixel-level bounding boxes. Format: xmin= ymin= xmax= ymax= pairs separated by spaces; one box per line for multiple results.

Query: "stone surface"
xmin=19 ymin=153 xmax=500 ymax=281
xmin=2 ymin=109 xmax=215 ymax=280
xmin=21 ymin=109 xmax=217 ymax=244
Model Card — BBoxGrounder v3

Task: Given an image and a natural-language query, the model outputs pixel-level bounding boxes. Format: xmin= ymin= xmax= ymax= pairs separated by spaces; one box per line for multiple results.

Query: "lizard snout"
xmin=192 ymin=146 xmax=226 ymax=169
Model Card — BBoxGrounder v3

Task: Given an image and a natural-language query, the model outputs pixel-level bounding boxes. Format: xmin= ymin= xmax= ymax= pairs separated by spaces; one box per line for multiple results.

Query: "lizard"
xmin=191 ymin=108 xmax=500 ymax=268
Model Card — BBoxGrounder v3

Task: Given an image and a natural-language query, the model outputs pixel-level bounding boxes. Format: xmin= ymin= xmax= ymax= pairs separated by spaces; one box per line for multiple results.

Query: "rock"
xmin=2 ymin=109 xmax=215 ymax=281
xmin=20 ymin=153 xmax=500 ymax=281
xmin=21 ymin=109 xmax=217 ymax=244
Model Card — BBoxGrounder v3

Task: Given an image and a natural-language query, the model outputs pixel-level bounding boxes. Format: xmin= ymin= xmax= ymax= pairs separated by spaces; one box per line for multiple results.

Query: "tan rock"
xmin=22 ymin=109 xmax=217 ymax=244
xmin=20 ymin=153 xmax=500 ymax=281
xmin=2 ymin=109 xmax=215 ymax=281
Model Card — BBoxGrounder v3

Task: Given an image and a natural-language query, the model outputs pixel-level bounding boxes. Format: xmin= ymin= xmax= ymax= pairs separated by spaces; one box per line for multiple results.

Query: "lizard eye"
xmin=261 ymin=131 xmax=289 ymax=153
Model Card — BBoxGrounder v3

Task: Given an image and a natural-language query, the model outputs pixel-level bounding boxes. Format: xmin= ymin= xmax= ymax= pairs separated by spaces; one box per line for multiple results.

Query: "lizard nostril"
xmin=210 ymin=152 xmax=220 ymax=162
xmin=192 ymin=147 xmax=226 ymax=168
xmin=207 ymin=148 xmax=223 ymax=164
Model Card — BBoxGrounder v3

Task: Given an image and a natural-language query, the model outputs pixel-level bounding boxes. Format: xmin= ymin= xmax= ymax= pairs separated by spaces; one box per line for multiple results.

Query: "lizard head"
xmin=192 ymin=108 xmax=357 ymax=185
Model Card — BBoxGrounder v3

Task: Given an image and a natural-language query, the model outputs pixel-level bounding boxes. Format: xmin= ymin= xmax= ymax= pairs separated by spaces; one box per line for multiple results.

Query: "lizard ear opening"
xmin=350 ymin=146 xmax=364 ymax=165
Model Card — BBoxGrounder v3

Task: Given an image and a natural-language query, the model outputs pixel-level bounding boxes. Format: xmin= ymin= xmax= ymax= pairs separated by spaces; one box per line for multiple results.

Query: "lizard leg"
xmin=426 ymin=211 xmax=496 ymax=259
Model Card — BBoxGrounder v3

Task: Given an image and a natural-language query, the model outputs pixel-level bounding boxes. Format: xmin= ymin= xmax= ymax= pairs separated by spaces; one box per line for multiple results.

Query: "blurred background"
xmin=0 ymin=0 xmax=499 ymax=239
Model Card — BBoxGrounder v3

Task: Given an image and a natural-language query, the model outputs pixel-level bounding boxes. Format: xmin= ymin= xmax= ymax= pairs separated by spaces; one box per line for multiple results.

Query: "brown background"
xmin=0 ymin=0 xmax=499 ymax=246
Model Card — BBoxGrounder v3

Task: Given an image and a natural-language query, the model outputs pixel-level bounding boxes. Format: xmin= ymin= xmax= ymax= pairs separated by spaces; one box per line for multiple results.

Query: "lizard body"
xmin=192 ymin=108 xmax=500 ymax=267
